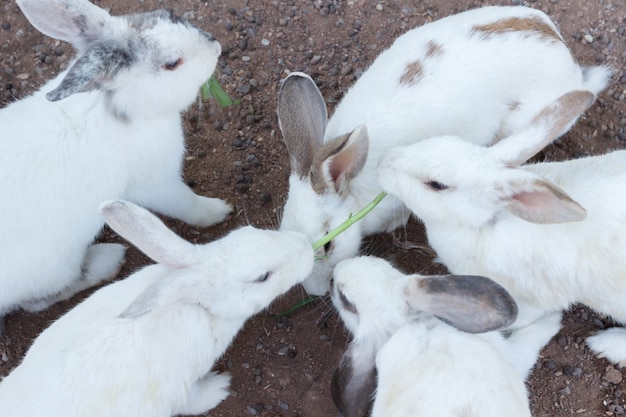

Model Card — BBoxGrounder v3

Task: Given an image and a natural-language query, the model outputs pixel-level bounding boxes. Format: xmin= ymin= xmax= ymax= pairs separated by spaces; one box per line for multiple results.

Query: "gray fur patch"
xmin=126 ymin=9 xmax=188 ymax=31
xmin=414 ymin=275 xmax=518 ymax=333
xmin=46 ymin=43 xmax=135 ymax=102
xmin=331 ymin=347 xmax=376 ymax=417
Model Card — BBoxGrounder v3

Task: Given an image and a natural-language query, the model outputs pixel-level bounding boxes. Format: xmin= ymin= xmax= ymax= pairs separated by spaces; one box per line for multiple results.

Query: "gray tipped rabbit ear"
xmin=406 ymin=275 xmax=519 ymax=333
xmin=47 ymin=45 xmax=134 ymax=102
xmin=490 ymin=90 xmax=596 ymax=167
xmin=331 ymin=343 xmax=376 ymax=417
xmin=16 ymin=0 xmax=111 ymax=51
xmin=310 ymin=125 xmax=369 ymax=196
xmin=100 ymin=200 xmax=197 ymax=268
xmin=277 ymin=72 xmax=328 ymax=178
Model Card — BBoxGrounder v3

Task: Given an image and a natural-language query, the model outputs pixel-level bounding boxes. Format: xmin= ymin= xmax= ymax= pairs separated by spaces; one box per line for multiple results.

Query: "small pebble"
xmin=376 ymin=3 xmax=384 ymax=11
xmin=545 ymin=360 xmax=558 ymax=371
xmin=261 ymin=38 xmax=270 ymax=46
xmin=584 ymin=34 xmax=594 ymax=43
xmin=246 ymin=405 xmax=257 ymax=415
xmin=603 ymin=367 xmax=624 ymax=384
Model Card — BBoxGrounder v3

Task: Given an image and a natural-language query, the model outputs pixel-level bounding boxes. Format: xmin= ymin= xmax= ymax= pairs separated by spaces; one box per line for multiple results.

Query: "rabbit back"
xmin=372 ymin=321 xmax=531 ymax=417
xmin=0 ymin=89 xmax=184 ymax=312
xmin=0 ymin=266 xmax=220 ymax=417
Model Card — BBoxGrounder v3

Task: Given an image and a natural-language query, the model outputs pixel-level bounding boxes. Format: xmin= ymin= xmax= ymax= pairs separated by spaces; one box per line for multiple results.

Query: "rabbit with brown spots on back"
xmin=276 ymin=6 xmax=611 ymax=296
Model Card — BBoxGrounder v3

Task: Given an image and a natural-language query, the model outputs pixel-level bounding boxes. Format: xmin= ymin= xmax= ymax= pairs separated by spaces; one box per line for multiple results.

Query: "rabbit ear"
xmin=100 ymin=200 xmax=198 ymax=268
xmin=490 ymin=90 xmax=596 ymax=167
xmin=502 ymin=178 xmax=587 ymax=224
xmin=331 ymin=341 xmax=376 ymax=417
xmin=118 ymin=270 xmax=210 ymax=318
xmin=310 ymin=124 xmax=369 ymax=196
xmin=277 ymin=72 xmax=328 ymax=178
xmin=16 ymin=0 xmax=112 ymax=51
xmin=405 ymin=274 xmax=518 ymax=333
xmin=46 ymin=44 xmax=134 ymax=102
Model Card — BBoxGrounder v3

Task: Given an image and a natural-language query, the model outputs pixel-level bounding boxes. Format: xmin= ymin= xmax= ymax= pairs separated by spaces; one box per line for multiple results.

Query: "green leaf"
xmin=272 ymin=296 xmax=319 ymax=318
xmin=312 ymin=191 xmax=388 ymax=251
xmin=202 ymin=75 xmax=240 ymax=107
xmin=271 ymin=193 xmax=388 ymax=319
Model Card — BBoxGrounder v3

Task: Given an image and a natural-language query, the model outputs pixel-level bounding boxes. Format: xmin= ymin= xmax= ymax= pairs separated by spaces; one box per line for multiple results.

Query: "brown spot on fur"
xmin=425 ymin=40 xmax=444 ymax=58
xmin=471 ymin=17 xmax=562 ymax=42
xmin=399 ymin=60 xmax=424 ymax=86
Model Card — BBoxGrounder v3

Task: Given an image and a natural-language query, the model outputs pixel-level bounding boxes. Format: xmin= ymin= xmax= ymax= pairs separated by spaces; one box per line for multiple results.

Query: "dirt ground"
xmin=1 ymin=0 xmax=625 ymax=416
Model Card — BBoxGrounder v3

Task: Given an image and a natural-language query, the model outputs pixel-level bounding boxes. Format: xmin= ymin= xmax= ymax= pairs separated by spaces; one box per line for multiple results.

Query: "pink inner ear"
xmin=509 ymin=185 xmax=586 ymax=224
xmin=512 ymin=190 xmax=544 ymax=208
xmin=329 ymin=153 xmax=350 ymax=192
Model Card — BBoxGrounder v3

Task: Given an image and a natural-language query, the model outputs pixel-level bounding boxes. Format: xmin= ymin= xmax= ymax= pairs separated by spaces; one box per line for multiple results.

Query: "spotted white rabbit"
xmin=276 ymin=5 xmax=611 ymax=296
xmin=377 ymin=89 xmax=626 ymax=367
xmin=0 ymin=200 xmax=313 ymax=417
xmin=331 ymin=256 xmax=561 ymax=417
xmin=0 ymin=0 xmax=231 ymax=332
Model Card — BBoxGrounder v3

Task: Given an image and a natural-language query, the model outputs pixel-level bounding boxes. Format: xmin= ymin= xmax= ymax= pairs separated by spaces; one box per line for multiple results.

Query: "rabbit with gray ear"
xmin=0 ymin=0 xmax=231 ymax=332
xmin=377 ymin=89 xmax=626 ymax=367
xmin=331 ymin=256 xmax=562 ymax=417
xmin=0 ymin=200 xmax=314 ymax=417
xmin=277 ymin=5 xmax=611 ymax=296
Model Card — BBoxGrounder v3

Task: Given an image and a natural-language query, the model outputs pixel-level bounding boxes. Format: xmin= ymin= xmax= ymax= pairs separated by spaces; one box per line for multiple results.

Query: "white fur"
xmin=332 ymin=256 xmax=561 ymax=417
xmin=0 ymin=0 xmax=231 ymax=324
xmin=277 ymin=5 xmax=611 ymax=296
xmin=0 ymin=200 xmax=313 ymax=417
xmin=377 ymin=91 xmax=626 ymax=366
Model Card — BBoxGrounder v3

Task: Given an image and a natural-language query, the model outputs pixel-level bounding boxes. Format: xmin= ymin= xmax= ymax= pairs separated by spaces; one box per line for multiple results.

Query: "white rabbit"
xmin=330 ymin=256 xmax=562 ymax=417
xmin=276 ymin=5 xmax=612 ymax=296
xmin=0 ymin=200 xmax=314 ymax=417
xmin=377 ymin=89 xmax=626 ymax=367
xmin=0 ymin=0 xmax=231 ymax=332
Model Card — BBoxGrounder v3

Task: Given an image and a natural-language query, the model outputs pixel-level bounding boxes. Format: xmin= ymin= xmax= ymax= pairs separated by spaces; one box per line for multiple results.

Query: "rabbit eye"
xmin=323 ymin=240 xmax=333 ymax=255
xmin=255 ymin=271 xmax=271 ymax=283
xmin=163 ymin=58 xmax=183 ymax=71
xmin=338 ymin=289 xmax=358 ymax=315
xmin=424 ymin=180 xmax=449 ymax=191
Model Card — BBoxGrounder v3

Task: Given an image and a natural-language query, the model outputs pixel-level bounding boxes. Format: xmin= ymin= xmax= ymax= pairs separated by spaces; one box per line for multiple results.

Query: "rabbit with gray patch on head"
xmin=331 ymin=256 xmax=561 ymax=417
xmin=277 ymin=5 xmax=611 ymax=296
xmin=377 ymin=89 xmax=626 ymax=367
xmin=0 ymin=0 xmax=231 ymax=333
xmin=0 ymin=200 xmax=314 ymax=417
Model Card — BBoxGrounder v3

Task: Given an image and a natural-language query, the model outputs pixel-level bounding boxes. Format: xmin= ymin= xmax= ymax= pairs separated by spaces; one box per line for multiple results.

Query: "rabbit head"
xmin=277 ymin=72 xmax=371 ymax=296
xmin=330 ymin=256 xmax=517 ymax=417
xmin=377 ymin=90 xmax=596 ymax=229
xmin=100 ymin=200 xmax=314 ymax=320
xmin=17 ymin=0 xmax=220 ymax=120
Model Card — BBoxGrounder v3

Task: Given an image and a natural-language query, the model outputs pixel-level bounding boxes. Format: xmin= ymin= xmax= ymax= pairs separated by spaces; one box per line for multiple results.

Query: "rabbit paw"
xmin=178 ymin=372 xmax=232 ymax=415
xmin=586 ymin=328 xmax=626 ymax=368
xmin=188 ymin=196 xmax=232 ymax=227
xmin=82 ymin=243 xmax=127 ymax=283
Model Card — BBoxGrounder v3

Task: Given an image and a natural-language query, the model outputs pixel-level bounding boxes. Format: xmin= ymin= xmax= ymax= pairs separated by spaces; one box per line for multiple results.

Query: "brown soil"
xmin=1 ymin=0 xmax=625 ymax=416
